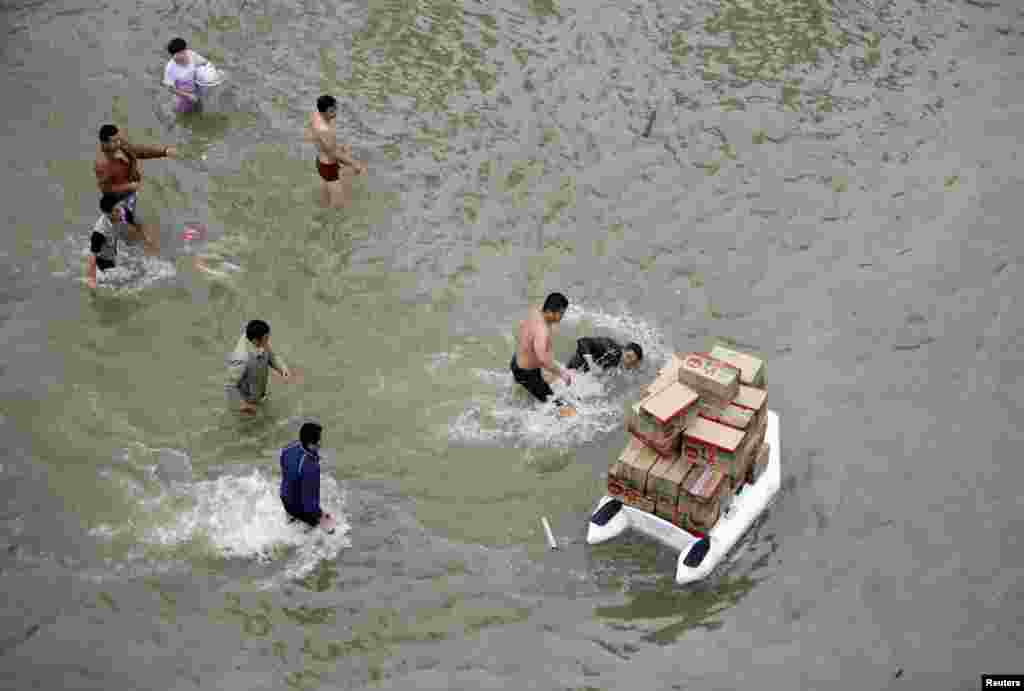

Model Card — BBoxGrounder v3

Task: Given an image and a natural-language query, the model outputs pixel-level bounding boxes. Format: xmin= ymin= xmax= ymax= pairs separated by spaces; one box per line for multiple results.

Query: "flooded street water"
xmin=2 ymin=0 xmax=1024 ymax=688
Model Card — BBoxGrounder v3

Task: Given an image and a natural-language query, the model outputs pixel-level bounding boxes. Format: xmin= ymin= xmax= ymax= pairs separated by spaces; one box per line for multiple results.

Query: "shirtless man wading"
xmin=307 ymin=95 xmax=366 ymax=208
xmin=511 ymin=292 xmax=574 ymax=413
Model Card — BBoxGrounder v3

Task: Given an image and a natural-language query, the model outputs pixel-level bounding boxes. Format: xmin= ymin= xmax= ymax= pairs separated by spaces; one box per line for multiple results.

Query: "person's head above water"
xmin=98 ymin=124 xmax=122 ymax=154
xmin=622 ymin=342 xmax=643 ymax=369
xmin=316 ymin=95 xmax=338 ymax=120
xmin=167 ymin=37 xmax=188 ymax=64
xmin=245 ymin=319 xmax=271 ymax=348
xmin=541 ymin=292 xmax=569 ymax=323
xmin=300 ymin=422 xmax=323 ymax=451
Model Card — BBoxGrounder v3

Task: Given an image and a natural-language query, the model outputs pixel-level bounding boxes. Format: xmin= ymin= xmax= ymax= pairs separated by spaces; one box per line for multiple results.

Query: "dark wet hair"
xmin=300 ymin=422 xmax=323 ymax=448
xmin=245 ymin=319 xmax=270 ymax=342
xmin=98 ymin=124 xmax=118 ymax=142
xmin=167 ymin=37 xmax=187 ymax=55
xmin=625 ymin=342 xmax=643 ymax=362
xmin=316 ymin=95 xmax=337 ymax=113
xmin=90 ymin=231 xmax=107 ymax=253
xmin=99 ymin=194 xmax=120 ymax=214
xmin=542 ymin=292 xmax=569 ymax=314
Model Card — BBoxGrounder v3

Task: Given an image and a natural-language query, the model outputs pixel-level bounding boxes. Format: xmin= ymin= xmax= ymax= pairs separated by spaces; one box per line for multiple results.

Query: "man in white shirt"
xmin=163 ymin=37 xmax=209 ymax=113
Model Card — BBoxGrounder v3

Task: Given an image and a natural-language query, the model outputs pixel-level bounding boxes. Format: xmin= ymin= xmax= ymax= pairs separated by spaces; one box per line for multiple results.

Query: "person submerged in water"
xmin=225 ymin=319 xmax=292 ymax=414
xmin=511 ymin=292 xmax=574 ymax=413
xmin=306 ymin=94 xmax=366 ymax=209
xmin=85 ymin=193 xmax=143 ymax=289
xmin=566 ymin=337 xmax=643 ymax=373
xmin=280 ymin=422 xmax=336 ymax=533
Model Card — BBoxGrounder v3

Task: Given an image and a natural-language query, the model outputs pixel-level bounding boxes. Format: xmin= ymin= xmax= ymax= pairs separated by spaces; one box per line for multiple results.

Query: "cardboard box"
xmin=641 ymin=382 xmax=699 ymax=426
xmin=696 ymin=398 xmax=755 ymax=430
xmin=681 ymin=462 xmax=729 ymax=502
xmin=747 ymin=441 xmax=770 ymax=485
xmin=626 ymin=401 xmax=684 ymax=438
xmin=682 ymin=416 xmax=745 ymax=477
xmin=620 ymin=488 xmax=656 ymax=514
xmin=734 ymin=384 xmax=768 ymax=428
xmin=709 ymin=344 xmax=766 ymax=388
xmin=677 ymin=462 xmax=730 ymax=534
xmin=646 ymin=455 xmax=688 ymax=500
xmin=617 ymin=439 xmax=661 ymax=493
xmin=681 ymin=495 xmax=722 ymax=535
xmin=678 ymin=352 xmax=741 ymax=402
xmin=653 ymin=494 xmax=677 ymax=524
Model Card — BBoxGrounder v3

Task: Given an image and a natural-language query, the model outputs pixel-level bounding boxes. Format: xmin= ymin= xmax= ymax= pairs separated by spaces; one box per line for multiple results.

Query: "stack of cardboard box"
xmin=607 ymin=342 xmax=769 ymax=536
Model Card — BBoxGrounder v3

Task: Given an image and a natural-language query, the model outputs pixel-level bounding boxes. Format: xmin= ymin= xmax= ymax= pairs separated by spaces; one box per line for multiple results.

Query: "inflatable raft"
xmin=586 ymin=410 xmax=781 ymax=585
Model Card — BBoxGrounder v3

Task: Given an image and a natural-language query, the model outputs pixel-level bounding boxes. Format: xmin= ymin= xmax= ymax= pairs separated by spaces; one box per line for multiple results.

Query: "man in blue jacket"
xmin=280 ymin=422 xmax=335 ymax=533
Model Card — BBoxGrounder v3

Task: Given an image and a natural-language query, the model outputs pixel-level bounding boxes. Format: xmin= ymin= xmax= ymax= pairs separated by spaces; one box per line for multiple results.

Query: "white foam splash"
xmin=93 ymin=254 xmax=179 ymax=293
xmin=90 ymin=466 xmax=350 ymax=583
xmin=448 ymin=305 xmax=674 ymax=448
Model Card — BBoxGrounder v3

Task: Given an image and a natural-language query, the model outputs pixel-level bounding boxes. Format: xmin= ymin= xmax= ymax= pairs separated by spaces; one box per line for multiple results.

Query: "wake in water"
xmin=90 ymin=446 xmax=350 ymax=585
xmin=447 ymin=305 xmax=673 ymax=448
xmin=51 ymin=237 xmax=179 ymax=293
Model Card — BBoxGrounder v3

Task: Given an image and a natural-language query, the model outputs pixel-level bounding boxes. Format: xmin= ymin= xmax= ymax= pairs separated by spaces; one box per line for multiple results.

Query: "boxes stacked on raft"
xmin=607 ymin=343 xmax=769 ymax=535
xmin=627 ymin=382 xmax=699 ymax=457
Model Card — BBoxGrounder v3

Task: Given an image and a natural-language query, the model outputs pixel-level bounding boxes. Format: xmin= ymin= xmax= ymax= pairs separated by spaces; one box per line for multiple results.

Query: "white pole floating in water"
xmin=541 ymin=516 xmax=558 ymax=550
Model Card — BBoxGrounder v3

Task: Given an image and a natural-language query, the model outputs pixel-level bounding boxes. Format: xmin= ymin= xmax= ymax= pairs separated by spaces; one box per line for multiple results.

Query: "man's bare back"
xmin=515 ymin=307 xmax=549 ymax=371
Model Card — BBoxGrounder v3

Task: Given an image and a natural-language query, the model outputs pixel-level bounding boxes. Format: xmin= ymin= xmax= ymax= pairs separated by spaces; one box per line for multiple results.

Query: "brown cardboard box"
xmin=618 ymin=439 xmax=661 ymax=493
xmin=621 ymin=488 xmax=656 ymax=514
xmin=646 ymin=455 xmax=689 ymax=500
xmin=734 ymin=384 xmax=768 ymax=428
xmin=681 ymin=462 xmax=729 ymax=501
xmin=641 ymin=382 xmax=699 ymax=426
xmin=627 ymin=383 xmax=699 ymax=457
xmin=747 ymin=441 xmax=770 ymax=485
xmin=654 ymin=494 xmax=680 ymax=524
xmin=649 ymin=457 xmax=688 ymax=525
xmin=681 ymin=496 xmax=721 ymax=535
xmin=696 ymin=398 xmax=755 ymax=430
xmin=678 ymin=352 xmax=741 ymax=402
xmin=677 ymin=463 xmax=729 ymax=534
xmin=730 ymin=411 xmax=767 ymax=486
xmin=709 ymin=344 xmax=766 ymax=388
xmin=682 ymin=416 xmax=745 ymax=481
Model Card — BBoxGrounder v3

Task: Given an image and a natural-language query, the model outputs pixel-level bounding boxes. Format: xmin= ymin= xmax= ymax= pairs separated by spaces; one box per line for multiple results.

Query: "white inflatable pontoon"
xmin=586 ymin=410 xmax=781 ymax=585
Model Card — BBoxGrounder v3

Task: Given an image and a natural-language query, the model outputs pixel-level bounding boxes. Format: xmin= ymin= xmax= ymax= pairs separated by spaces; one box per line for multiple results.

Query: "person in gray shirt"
xmin=225 ymin=319 xmax=291 ymax=413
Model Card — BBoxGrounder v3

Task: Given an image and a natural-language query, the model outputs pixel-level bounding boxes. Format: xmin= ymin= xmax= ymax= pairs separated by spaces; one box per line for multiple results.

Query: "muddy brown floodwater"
xmin=1 ymin=0 xmax=1023 ymax=689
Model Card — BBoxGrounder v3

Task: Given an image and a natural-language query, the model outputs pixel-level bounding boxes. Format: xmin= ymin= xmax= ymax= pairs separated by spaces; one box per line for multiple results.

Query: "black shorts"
xmin=510 ymin=356 xmax=563 ymax=405
xmin=282 ymin=500 xmax=320 ymax=528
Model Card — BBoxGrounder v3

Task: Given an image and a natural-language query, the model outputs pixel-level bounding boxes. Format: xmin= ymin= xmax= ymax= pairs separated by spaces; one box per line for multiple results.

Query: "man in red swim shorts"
xmin=306 ymin=95 xmax=366 ymax=208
